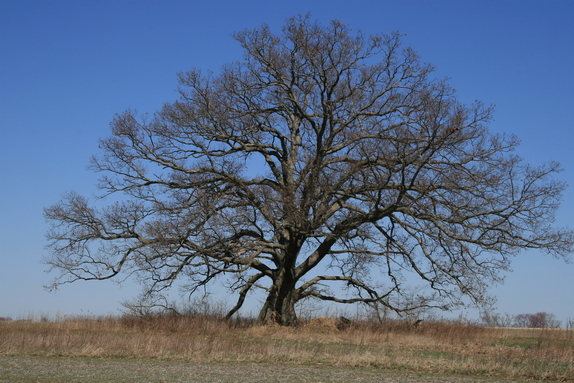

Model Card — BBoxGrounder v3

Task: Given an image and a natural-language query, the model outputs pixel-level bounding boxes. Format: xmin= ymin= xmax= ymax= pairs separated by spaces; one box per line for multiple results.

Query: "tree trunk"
xmin=257 ymin=269 xmax=298 ymax=326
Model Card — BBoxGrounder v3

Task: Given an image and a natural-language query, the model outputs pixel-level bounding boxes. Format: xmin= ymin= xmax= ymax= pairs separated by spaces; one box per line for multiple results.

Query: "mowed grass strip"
xmin=0 ymin=355 xmax=532 ymax=383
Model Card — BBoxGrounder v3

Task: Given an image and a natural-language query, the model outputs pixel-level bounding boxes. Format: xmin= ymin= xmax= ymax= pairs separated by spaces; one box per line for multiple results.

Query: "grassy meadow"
xmin=1 ymin=314 xmax=573 ymax=382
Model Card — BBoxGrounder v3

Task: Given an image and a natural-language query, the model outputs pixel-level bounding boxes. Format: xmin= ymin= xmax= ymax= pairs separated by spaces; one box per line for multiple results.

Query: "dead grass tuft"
xmin=305 ymin=317 xmax=339 ymax=333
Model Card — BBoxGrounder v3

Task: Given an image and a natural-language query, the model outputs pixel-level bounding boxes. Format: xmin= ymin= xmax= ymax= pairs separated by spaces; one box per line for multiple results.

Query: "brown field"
xmin=1 ymin=315 xmax=573 ymax=382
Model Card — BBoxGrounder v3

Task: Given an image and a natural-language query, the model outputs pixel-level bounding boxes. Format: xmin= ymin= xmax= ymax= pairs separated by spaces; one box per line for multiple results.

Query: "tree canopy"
xmin=44 ymin=16 xmax=573 ymax=325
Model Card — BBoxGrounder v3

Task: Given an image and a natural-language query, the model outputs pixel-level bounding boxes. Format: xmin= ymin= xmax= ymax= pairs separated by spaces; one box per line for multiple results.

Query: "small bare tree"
xmin=480 ymin=310 xmax=515 ymax=328
xmin=44 ymin=16 xmax=573 ymax=326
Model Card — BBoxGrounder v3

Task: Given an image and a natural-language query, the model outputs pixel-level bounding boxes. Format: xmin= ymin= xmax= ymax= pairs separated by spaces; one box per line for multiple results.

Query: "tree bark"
xmin=257 ymin=267 xmax=299 ymax=326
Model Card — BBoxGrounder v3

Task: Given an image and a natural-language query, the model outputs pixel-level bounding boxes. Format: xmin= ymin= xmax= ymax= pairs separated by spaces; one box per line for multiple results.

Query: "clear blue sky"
xmin=1 ymin=0 xmax=573 ymax=323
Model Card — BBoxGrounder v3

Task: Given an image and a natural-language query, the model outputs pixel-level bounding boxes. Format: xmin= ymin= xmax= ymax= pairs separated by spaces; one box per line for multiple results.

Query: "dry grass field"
xmin=1 ymin=315 xmax=572 ymax=382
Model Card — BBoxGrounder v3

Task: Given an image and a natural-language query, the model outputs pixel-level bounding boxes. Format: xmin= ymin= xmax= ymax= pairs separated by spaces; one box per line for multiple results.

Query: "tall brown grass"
xmin=1 ymin=314 xmax=572 ymax=381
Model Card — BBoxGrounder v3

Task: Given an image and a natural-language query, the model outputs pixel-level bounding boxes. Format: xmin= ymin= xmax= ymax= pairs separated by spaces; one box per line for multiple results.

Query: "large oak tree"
xmin=45 ymin=16 xmax=573 ymax=325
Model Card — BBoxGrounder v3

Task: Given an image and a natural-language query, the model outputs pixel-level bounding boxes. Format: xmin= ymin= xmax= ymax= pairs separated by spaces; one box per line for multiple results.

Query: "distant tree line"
xmin=481 ymin=311 xmax=564 ymax=328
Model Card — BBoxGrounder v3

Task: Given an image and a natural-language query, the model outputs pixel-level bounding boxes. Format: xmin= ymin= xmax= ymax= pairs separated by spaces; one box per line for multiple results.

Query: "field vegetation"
xmin=1 ymin=313 xmax=573 ymax=382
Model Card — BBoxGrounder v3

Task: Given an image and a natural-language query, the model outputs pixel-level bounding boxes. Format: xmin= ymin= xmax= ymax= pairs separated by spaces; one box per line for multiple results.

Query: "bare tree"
xmin=44 ymin=16 xmax=573 ymax=326
xmin=480 ymin=310 xmax=515 ymax=328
